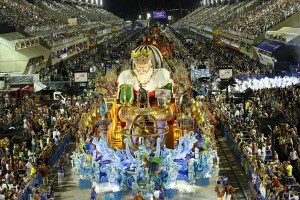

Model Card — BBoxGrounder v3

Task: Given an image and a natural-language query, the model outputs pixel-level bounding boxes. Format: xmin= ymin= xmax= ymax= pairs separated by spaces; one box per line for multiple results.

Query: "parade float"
xmin=71 ymin=28 xmax=219 ymax=199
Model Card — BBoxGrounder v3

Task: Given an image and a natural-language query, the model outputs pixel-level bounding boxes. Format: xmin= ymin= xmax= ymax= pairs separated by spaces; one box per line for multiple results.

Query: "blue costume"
xmin=90 ymin=188 xmax=96 ymax=200
xmin=58 ymin=164 xmax=64 ymax=173
xmin=159 ymin=189 xmax=164 ymax=200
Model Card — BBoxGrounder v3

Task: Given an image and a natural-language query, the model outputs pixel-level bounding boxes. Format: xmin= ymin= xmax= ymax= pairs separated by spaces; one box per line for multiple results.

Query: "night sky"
xmin=103 ymin=0 xmax=201 ymax=21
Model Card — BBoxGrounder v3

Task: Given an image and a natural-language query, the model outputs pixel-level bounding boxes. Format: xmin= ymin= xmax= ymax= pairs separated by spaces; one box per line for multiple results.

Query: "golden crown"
xmin=131 ymin=48 xmax=153 ymax=63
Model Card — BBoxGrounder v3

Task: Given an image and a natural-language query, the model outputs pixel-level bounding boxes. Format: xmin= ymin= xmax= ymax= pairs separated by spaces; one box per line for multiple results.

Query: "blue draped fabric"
xmin=40 ymin=193 xmax=48 ymax=200
xmin=34 ymin=175 xmax=43 ymax=185
xmin=79 ymin=179 xmax=92 ymax=189
xmin=114 ymin=191 xmax=124 ymax=200
xmin=195 ymin=177 xmax=210 ymax=186
xmin=86 ymin=142 xmax=95 ymax=154
xmin=104 ymin=193 xmax=114 ymax=200
xmin=164 ymin=189 xmax=174 ymax=199
xmin=20 ymin=192 xmax=30 ymax=200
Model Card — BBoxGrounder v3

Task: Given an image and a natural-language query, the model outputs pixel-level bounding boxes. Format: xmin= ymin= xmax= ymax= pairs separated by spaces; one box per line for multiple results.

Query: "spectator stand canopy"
xmin=273 ymin=35 xmax=300 ymax=63
xmin=34 ymin=81 xmax=47 ymax=92
xmin=266 ymin=27 xmax=300 ymax=43
xmin=253 ymin=39 xmax=284 ymax=66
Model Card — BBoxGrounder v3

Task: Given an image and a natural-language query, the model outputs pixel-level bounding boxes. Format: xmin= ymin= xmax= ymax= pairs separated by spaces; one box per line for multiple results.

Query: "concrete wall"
xmin=0 ymin=44 xmax=28 ymax=73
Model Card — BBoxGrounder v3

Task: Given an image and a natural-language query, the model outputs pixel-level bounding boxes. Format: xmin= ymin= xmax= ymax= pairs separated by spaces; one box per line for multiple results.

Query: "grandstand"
xmin=0 ymin=0 xmax=122 ymax=74
xmin=173 ymin=0 xmax=260 ymax=39
xmin=253 ymin=27 xmax=300 ymax=68
xmin=173 ymin=0 xmax=300 ymax=60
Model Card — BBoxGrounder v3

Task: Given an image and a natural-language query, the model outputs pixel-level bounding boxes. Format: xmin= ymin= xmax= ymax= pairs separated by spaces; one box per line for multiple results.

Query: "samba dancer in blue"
xmin=90 ymin=186 xmax=96 ymax=200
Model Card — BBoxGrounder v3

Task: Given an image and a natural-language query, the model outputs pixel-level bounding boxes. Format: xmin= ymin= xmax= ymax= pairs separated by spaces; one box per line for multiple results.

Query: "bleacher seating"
xmin=77 ymin=5 xmax=122 ymax=22
xmin=0 ymin=0 xmax=66 ymax=32
xmin=255 ymin=39 xmax=285 ymax=53
xmin=40 ymin=29 xmax=88 ymax=47
xmin=174 ymin=1 xmax=258 ymax=30
xmin=223 ymin=0 xmax=300 ymax=38
xmin=202 ymin=1 xmax=257 ymax=28
xmin=41 ymin=0 xmax=90 ymax=24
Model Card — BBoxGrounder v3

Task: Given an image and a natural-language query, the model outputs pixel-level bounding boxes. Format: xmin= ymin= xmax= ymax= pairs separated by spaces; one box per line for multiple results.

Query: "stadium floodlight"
xmin=147 ymin=13 xmax=151 ymax=20
xmin=139 ymin=15 xmax=142 ymax=19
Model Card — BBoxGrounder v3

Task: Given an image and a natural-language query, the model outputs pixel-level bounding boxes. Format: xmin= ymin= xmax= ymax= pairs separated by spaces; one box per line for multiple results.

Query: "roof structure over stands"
xmin=253 ymin=39 xmax=284 ymax=53
xmin=273 ymin=35 xmax=300 ymax=62
xmin=0 ymin=32 xmax=25 ymax=41
xmin=268 ymin=27 xmax=300 ymax=36
xmin=17 ymin=45 xmax=50 ymax=59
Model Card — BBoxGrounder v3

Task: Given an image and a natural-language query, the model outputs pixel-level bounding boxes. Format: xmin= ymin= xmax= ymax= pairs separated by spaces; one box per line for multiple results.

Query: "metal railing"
xmin=42 ymin=81 xmax=71 ymax=89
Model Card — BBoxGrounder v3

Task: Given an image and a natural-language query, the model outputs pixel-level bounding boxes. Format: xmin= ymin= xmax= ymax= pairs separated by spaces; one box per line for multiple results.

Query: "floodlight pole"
xmin=178 ymin=0 xmax=183 ymax=17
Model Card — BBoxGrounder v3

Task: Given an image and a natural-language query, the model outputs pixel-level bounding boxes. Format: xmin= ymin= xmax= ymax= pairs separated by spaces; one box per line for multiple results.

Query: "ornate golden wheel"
xmin=120 ymin=113 xmax=168 ymax=152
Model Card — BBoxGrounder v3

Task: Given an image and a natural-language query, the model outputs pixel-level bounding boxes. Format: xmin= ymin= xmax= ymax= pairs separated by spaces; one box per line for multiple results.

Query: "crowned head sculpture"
xmin=118 ymin=45 xmax=173 ymax=105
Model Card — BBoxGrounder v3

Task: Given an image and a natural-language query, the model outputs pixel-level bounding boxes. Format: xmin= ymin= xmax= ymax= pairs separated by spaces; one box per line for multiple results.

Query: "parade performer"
xmin=99 ymin=94 xmax=108 ymax=120
xmin=90 ymin=186 xmax=96 ymax=200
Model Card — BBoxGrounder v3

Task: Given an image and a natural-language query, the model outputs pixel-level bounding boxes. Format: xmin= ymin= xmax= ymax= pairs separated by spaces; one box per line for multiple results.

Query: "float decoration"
xmin=74 ymin=31 xmax=219 ymax=198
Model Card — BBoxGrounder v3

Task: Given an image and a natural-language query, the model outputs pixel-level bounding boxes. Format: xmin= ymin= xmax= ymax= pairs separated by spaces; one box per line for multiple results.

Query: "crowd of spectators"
xmin=41 ymin=0 xmax=123 ymax=25
xmin=174 ymin=1 xmax=256 ymax=29
xmin=0 ymin=0 xmax=121 ymax=33
xmin=224 ymin=0 xmax=300 ymax=38
xmin=76 ymin=5 xmax=122 ymax=22
xmin=38 ymin=29 xmax=141 ymax=83
xmin=174 ymin=0 xmax=300 ymax=40
xmin=173 ymin=6 xmax=209 ymax=28
xmin=0 ymin=25 xmax=131 ymax=199
xmin=41 ymin=30 xmax=88 ymax=47
xmin=0 ymin=0 xmax=66 ymax=32
xmin=41 ymin=46 xmax=102 ymax=83
xmin=0 ymin=76 xmax=102 ymax=199
xmin=27 ymin=56 xmax=45 ymax=69
xmin=40 ymin=24 xmax=109 ymax=48
xmin=50 ymin=41 xmax=89 ymax=62
xmin=181 ymin=36 xmax=268 ymax=75
xmin=208 ymin=85 xmax=300 ymax=199
xmin=41 ymin=0 xmax=90 ymax=24
xmin=266 ymin=33 xmax=288 ymax=43
xmin=201 ymin=1 xmax=255 ymax=28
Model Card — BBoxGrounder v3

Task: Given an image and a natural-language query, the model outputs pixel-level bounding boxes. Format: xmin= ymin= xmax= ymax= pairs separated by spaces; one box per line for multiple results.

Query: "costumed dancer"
xmin=90 ymin=186 xmax=96 ymax=200
xmin=99 ymin=94 xmax=108 ymax=120
xmin=57 ymin=160 xmax=64 ymax=185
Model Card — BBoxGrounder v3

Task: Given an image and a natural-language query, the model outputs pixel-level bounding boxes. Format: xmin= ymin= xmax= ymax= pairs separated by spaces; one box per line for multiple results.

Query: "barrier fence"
xmin=20 ymin=131 xmax=72 ymax=200
xmin=50 ymin=132 xmax=71 ymax=168
xmin=222 ymin=123 xmax=300 ymax=199
xmin=221 ymin=124 xmax=263 ymax=199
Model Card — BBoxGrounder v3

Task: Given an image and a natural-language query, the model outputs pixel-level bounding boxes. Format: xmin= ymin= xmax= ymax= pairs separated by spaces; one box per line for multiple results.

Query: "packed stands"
xmin=0 ymin=0 xmax=67 ymax=32
xmin=223 ymin=0 xmax=300 ymax=38
xmin=76 ymin=5 xmax=123 ymax=22
xmin=40 ymin=30 xmax=88 ymax=47
xmin=172 ymin=29 xmax=268 ymax=75
xmin=174 ymin=1 xmax=258 ymax=29
xmin=41 ymin=0 xmax=90 ymax=24
xmin=0 ymin=0 xmax=127 ymax=199
xmin=202 ymin=1 xmax=257 ymax=28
